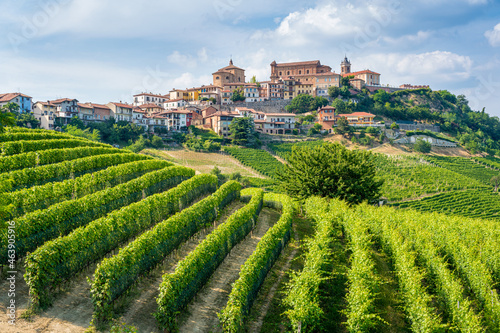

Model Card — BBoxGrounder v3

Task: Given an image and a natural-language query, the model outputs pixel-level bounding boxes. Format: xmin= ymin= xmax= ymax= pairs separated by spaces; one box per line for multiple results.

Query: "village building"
xmin=138 ymin=103 xmax=165 ymax=114
xmin=341 ymin=56 xmax=381 ymax=87
xmin=0 ymin=93 xmax=32 ymax=113
xmin=212 ymin=59 xmax=246 ymax=87
xmin=203 ymin=111 xmax=238 ymax=137
xmin=133 ymin=93 xmax=168 ymax=107
xmin=107 ymin=102 xmax=133 ymax=122
xmin=77 ymin=103 xmax=95 ymax=123
xmin=164 ymin=99 xmax=187 ymax=110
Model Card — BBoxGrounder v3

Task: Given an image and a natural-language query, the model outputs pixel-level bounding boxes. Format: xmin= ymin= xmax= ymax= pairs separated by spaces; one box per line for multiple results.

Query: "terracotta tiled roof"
xmin=338 ymin=112 xmax=375 ymax=117
xmin=265 ymin=113 xmax=296 ymax=117
xmin=77 ymin=103 xmax=93 ymax=109
xmin=0 ymin=93 xmax=32 ymax=102
xmin=314 ymin=71 xmax=340 ymax=76
xmin=51 ymin=98 xmax=78 ymax=104
xmin=319 ymin=106 xmax=335 ymax=111
xmin=139 ymin=103 xmax=164 ymax=109
xmin=166 ymin=99 xmax=184 ymax=103
xmin=110 ymin=102 xmax=133 ymax=109
xmin=133 ymin=92 xmax=166 ymax=98
xmin=274 ymin=60 xmax=321 ymax=67
xmin=342 ymin=70 xmax=380 ymax=77
xmin=35 ymin=101 xmax=56 ymax=106
xmin=91 ymin=103 xmax=111 ymax=110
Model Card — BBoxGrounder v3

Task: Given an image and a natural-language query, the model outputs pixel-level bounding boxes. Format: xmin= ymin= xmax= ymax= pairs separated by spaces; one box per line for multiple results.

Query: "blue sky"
xmin=1 ymin=0 xmax=499 ymax=116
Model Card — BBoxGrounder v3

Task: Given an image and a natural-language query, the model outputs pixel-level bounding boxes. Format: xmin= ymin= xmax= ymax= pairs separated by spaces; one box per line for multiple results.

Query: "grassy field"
xmin=142 ymin=148 xmax=267 ymax=178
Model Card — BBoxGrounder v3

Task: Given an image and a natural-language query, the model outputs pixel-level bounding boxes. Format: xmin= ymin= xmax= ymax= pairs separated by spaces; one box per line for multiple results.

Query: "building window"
xmin=287 ymin=71 xmax=290 ymax=75
xmin=307 ymin=70 xmax=309 ymax=74
xmin=299 ymin=70 xmax=302 ymax=74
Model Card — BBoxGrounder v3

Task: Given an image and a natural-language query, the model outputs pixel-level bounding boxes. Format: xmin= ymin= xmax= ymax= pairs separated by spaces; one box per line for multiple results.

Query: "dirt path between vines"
xmin=246 ymin=223 xmax=299 ymax=333
xmin=177 ymin=208 xmax=280 ymax=333
xmin=117 ymin=201 xmax=245 ymax=333
xmin=0 ymin=263 xmax=93 ymax=333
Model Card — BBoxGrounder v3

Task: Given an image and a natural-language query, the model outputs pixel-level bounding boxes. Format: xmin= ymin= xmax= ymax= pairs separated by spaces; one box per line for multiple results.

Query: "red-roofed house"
xmin=107 ymin=102 xmax=133 ymax=122
xmin=0 ymin=93 xmax=32 ymax=113
xmin=337 ymin=112 xmax=375 ymax=126
xmin=133 ymin=93 xmax=168 ymax=107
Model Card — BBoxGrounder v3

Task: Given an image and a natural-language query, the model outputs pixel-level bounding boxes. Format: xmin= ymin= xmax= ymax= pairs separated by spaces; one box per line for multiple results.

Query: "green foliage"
xmin=286 ymin=94 xmax=321 ymax=114
xmin=87 ymin=118 xmax=145 ymax=144
xmin=0 ymin=166 xmax=193 ymax=265
xmin=413 ymin=138 xmax=432 ymax=153
xmin=229 ymin=117 xmax=259 ymax=148
xmin=231 ymin=88 xmax=246 ymax=102
xmin=328 ymin=86 xmax=341 ymax=99
xmin=27 ymin=173 xmax=213 ymax=310
xmin=0 ymin=104 xmax=17 ymax=133
xmin=424 ymin=155 xmax=499 ymax=185
xmin=1 ymin=152 xmax=148 ymax=191
xmin=396 ymin=189 xmax=500 ymax=221
xmin=335 ymin=117 xmax=352 ymax=136
xmin=1 ymin=138 xmax=110 ymax=156
xmin=0 ymin=146 xmax=121 ymax=174
xmin=7 ymin=159 xmax=170 ymax=219
xmin=210 ymin=166 xmax=228 ymax=185
xmin=155 ymin=187 xmax=261 ymax=331
xmin=340 ymin=77 xmax=351 ymax=87
xmin=219 ymin=192 xmax=296 ymax=332
xmin=343 ymin=206 xmax=384 ymax=332
xmin=64 ymin=125 xmax=101 ymax=142
xmin=267 ymin=140 xmax=324 ymax=161
xmin=126 ymin=135 xmax=150 ymax=153
xmin=0 ymin=179 xmax=13 ymax=223
xmin=91 ymin=179 xmax=239 ymax=323
xmin=332 ymin=99 xmax=351 ymax=114
xmin=67 ymin=115 xmax=85 ymax=129
xmin=151 ymin=135 xmax=164 ymax=148
xmin=224 ymin=146 xmax=282 ymax=178
xmin=0 ymin=130 xmax=73 ymax=143
xmin=284 ymin=197 xmax=344 ymax=331
xmin=373 ymin=154 xmax=487 ymax=202
xmin=277 ymin=142 xmax=383 ymax=204
xmin=390 ymin=122 xmax=399 ymax=130
xmin=14 ymin=112 xmax=40 ymax=129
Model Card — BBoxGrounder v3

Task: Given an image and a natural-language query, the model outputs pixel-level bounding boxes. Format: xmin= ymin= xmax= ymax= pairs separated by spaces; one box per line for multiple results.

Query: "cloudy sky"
xmin=1 ymin=0 xmax=499 ymax=116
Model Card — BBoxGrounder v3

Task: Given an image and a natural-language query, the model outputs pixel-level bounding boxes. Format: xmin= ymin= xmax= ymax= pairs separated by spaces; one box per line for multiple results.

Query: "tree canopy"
xmin=414 ymin=138 xmax=432 ymax=153
xmin=231 ymin=88 xmax=246 ymax=102
xmin=0 ymin=104 xmax=16 ymax=133
xmin=276 ymin=142 xmax=383 ymax=204
xmin=229 ymin=117 xmax=258 ymax=147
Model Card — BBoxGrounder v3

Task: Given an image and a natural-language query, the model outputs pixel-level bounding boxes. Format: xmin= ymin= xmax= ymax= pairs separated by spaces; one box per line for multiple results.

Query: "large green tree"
xmin=328 ymin=86 xmax=341 ymax=99
xmin=0 ymin=104 xmax=16 ymax=133
xmin=286 ymin=94 xmax=314 ymax=114
xmin=414 ymin=138 xmax=432 ymax=153
xmin=231 ymin=88 xmax=246 ymax=102
xmin=229 ymin=117 xmax=258 ymax=147
xmin=276 ymin=142 xmax=383 ymax=204
xmin=334 ymin=116 xmax=352 ymax=136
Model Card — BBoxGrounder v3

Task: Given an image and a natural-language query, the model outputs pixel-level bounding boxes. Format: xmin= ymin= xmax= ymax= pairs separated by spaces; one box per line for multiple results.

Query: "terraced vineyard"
xmin=424 ymin=155 xmax=500 ymax=185
xmin=0 ymin=128 xmax=296 ymax=332
xmin=394 ymin=189 xmax=500 ymax=220
xmin=4 ymin=127 xmax=500 ymax=333
xmin=223 ymin=146 xmax=283 ymax=178
xmin=267 ymin=140 xmax=324 ymax=161
xmin=373 ymin=154 xmax=488 ymax=201
xmin=282 ymin=196 xmax=500 ymax=332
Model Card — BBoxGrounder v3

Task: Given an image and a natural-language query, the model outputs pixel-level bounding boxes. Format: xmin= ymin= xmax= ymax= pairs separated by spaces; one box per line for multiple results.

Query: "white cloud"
xmin=485 ymin=23 xmax=500 ymax=47
xmin=252 ymin=1 xmax=401 ymax=47
xmin=356 ymin=51 xmax=473 ymax=85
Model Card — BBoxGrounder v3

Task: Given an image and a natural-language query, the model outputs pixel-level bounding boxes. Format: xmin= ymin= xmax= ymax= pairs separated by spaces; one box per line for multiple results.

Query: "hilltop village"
xmin=1 ymin=57 xmax=430 ymax=139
